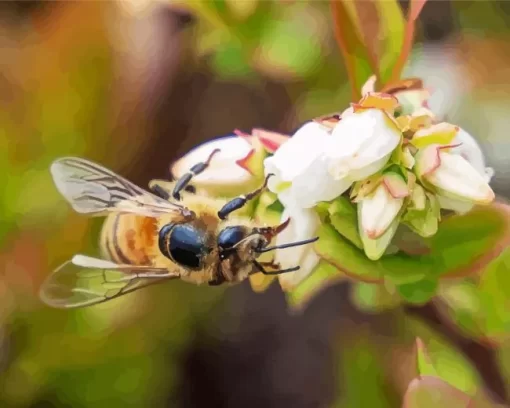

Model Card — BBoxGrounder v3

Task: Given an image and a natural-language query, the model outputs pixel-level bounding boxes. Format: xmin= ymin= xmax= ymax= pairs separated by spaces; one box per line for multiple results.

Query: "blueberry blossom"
xmin=415 ymin=144 xmax=495 ymax=207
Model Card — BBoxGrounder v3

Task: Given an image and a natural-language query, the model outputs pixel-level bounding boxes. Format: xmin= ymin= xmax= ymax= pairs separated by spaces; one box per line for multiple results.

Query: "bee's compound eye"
xmin=159 ymin=223 xmax=205 ymax=269
xmin=217 ymin=226 xmax=246 ymax=249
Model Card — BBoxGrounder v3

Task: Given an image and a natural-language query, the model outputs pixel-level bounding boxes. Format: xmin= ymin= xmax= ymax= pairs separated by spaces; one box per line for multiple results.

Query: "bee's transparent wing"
xmin=40 ymin=255 xmax=179 ymax=309
xmin=50 ymin=157 xmax=191 ymax=218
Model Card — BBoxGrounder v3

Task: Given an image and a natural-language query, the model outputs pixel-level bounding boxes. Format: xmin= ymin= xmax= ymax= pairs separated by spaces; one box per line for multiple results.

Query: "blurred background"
xmin=1 ymin=1 xmax=510 ymax=407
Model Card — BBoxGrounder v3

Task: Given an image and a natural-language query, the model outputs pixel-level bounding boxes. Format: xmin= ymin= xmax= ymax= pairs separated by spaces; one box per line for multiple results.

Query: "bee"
xmin=40 ymin=150 xmax=318 ymax=309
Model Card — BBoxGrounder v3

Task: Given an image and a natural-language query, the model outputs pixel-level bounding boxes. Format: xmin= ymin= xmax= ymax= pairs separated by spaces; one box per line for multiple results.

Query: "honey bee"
xmin=40 ymin=151 xmax=317 ymax=308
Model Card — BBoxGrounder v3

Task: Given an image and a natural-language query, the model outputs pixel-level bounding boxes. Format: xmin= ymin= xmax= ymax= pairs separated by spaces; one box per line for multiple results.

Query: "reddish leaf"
xmin=390 ymin=0 xmax=428 ymax=84
xmin=330 ymin=0 xmax=376 ymax=100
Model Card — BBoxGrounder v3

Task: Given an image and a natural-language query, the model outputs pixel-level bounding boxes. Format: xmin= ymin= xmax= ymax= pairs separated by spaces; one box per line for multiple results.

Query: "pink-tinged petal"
xmin=360 ymin=183 xmax=404 ymax=240
xmin=383 ymin=172 xmax=410 ymax=199
xmin=251 ymin=128 xmax=290 ymax=153
xmin=427 ymin=152 xmax=495 ymax=205
xmin=232 ymin=130 xmax=268 ymax=179
xmin=235 ymin=147 xmax=256 ymax=176
xmin=415 ymin=144 xmax=442 ymax=178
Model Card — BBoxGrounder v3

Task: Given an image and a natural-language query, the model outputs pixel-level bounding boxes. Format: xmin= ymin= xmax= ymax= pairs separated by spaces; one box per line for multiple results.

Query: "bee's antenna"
xmin=172 ymin=148 xmax=220 ymax=200
xmin=255 ymin=236 xmax=319 ymax=254
xmin=217 ymin=173 xmax=273 ymax=220
xmin=251 ymin=260 xmax=300 ymax=275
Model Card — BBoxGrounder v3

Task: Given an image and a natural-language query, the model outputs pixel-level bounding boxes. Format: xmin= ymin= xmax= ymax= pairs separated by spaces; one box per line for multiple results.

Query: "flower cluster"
xmin=171 ymin=76 xmax=495 ymax=291
xmin=264 ymin=76 xmax=494 ymax=287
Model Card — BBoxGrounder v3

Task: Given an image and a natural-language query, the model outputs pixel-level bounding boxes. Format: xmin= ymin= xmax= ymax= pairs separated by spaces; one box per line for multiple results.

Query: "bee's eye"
xmin=159 ymin=223 xmax=206 ymax=269
xmin=217 ymin=226 xmax=246 ymax=250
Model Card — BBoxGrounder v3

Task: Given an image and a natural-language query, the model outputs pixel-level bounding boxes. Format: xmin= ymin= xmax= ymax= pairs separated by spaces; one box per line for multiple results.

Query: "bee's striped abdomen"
xmin=100 ymin=213 xmax=157 ymax=266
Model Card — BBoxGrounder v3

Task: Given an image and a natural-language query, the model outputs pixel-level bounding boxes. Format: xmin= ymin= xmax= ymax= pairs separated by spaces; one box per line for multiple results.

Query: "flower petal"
xmin=326 ymin=108 xmax=401 ymax=181
xmin=171 ymin=135 xmax=254 ymax=190
xmin=276 ymin=206 xmax=321 ymax=290
xmin=452 ymin=128 xmax=494 ymax=183
xmin=264 ymin=122 xmax=329 ymax=187
xmin=437 ymin=195 xmax=474 ymax=214
xmin=360 ymin=183 xmax=404 ymax=239
xmin=426 ymin=152 xmax=495 ymax=204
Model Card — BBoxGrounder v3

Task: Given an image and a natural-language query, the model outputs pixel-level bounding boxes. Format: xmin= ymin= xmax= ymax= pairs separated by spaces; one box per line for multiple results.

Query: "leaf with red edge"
xmin=403 ymin=376 xmax=509 ymax=408
xmin=416 ymin=337 xmax=438 ymax=376
xmin=403 ymin=376 xmax=472 ymax=408
xmin=330 ymin=0 xmax=375 ymax=100
xmin=390 ymin=0 xmax=428 ymax=84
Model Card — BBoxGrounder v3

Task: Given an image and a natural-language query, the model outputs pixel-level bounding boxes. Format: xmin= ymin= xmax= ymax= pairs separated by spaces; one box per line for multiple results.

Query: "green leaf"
xmin=374 ymin=0 xmax=406 ymax=84
xmin=403 ymin=376 xmax=506 ymax=408
xmin=416 ymin=338 xmax=438 ymax=377
xmin=397 ymin=279 xmax=438 ymax=305
xmin=389 ymin=0 xmax=428 ymax=83
xmin=315 ymin=223 xmax=428 ymax=284
xmin=425 ymin=203 xmax=510 ymax=278
xmin=286 ymin=261 xmax=342 ymax=309
xmin=315 ymin=203 xmax=510 ymax=292
xmin=403 ymin=376 xmax=472 ymax=408
xmin=330 ymin=0 xmax=375 ymax=100
xmin=328 ymin=196 xmax=363 ymax=249
xmin=351 ymin=281 xmax=401 ymax=313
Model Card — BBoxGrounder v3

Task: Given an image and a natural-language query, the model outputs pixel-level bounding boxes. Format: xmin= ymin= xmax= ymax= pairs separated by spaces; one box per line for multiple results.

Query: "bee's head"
xmin=158 ymin=223 xmax=210 ymax=270
xmin=216 ymin=226 xmax=261 ymax=261
xmin=216 ymin=220 xmax=292 ymax=261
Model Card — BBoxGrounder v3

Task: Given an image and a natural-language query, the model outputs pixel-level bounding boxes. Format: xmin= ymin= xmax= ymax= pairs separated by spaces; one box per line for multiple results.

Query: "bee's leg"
xmin=149 ymin=179 xmax=195 ymax=200
xmin=150 ymin=183 xmax=171 ymax=200
xmin=172 ymin=149 xmax=220 ymax=200
xmin=251 ymin=260 xmax=300 ymax=275
xmin=218 ymin=173 xmax=274 ymax=220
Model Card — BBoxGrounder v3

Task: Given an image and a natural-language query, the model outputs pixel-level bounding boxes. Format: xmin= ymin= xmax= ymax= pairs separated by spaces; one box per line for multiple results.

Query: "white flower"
xmin=171 ymin=135 xmax=254 ymax=192
xmin=440 ymin=129 xmax=494 ymax=213
xmin=325 ymin=109 xmax=402 ymax=181
xmin=359 ymin=181 xmax=405 ymax=239
xmin=264 ymin=122 xmax=348 ymax=208
xmin=274 ymin=205 xmax=320 ymax=290
xmin=264 ymin=109 xmax=402 ymax=211
xmin=452 ymin=128 xmax=494 ymax=183
xmin=416 ymin=145 xmax=495 ymax=206
xmin=170 ymin=135 xmax=262 ymax=196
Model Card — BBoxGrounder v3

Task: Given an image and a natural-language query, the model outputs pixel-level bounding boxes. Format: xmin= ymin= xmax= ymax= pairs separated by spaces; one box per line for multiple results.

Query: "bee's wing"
xmin=50 ymin=157 xmax=191 ymax=219
xmin=40 ymin=255 xmax=180 ymax=309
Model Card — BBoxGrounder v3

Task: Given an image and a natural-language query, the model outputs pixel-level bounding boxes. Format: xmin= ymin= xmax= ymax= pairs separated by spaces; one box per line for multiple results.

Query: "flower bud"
xmin=416 ymin=145 xmax=495 ymax=205
xmin=358 ymin=173 xmax=407 ymax=239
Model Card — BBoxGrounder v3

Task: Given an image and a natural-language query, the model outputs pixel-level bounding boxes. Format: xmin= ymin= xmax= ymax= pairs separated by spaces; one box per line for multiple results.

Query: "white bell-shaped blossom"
xmin=274 ymin=205 xmax=321 ymax=290
xmin=264 ymin=109 xmax=402 ymax=210
xmin=416 ymin=145 xmax=495 ymax=206
xmin=325 ymin=109 xmax=402 ymax=182
xmin=171 ymin=135 xmax=253 ymax=190
xmin=359 ymin=180 xmax=405 ymax=239
xmin=264 ymin=122 xmax=349 ymax=209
